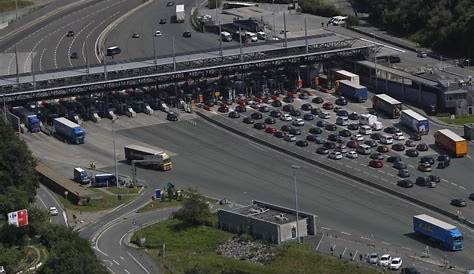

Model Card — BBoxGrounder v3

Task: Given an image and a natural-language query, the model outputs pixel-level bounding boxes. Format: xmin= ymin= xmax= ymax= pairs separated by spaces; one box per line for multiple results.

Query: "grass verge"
xmin=0 ymin=0 xmax=34 ymax=13
xmin=107 ymin=186 xmax=141 ymax=195
xmin=57 ymin=188 xmax=136 ymax=212
xmin=439 ymin=115 xmax=474 ymax=126
xmin=133 ymin=219 xmax=378 ymax=274
xmin=138 ymin=199 xmax=182 ymax=213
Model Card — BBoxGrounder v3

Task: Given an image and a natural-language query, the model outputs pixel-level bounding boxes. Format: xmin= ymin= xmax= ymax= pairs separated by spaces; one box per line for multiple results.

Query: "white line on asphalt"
xmin=127 ymin=251 xmax=151 ymax=274
xmin=54 ymin=32 xmax=67 ymax=69
xmin=113 ymin=259 xmax=120 ymax=265
xmin=321 ymin=226 xmax=331 ymax=230
xmin=459 ymin=186 xmax=466 ymax=190
xmin=341 ymin=231 xmax=351 ymax=236
xmin=42 ymin=185 xmax=68 ymax=226
xmin=37 ymin=195 xmax=48 ymax=209
xmin=119 ymin=231 xmax=128 ymax=246
xmin=124 ymin=269 xmax=130 ymax=274
xmin=106 ymin=266 xmax=115 ymax=274
xmin=381 ymin=241 xmax=391 ymax=245
xmin=68 ymin=20 xmax=96 ymax=67
xmin=120 ymin=256 xmax=126 ymax=262
xmin=93 ymin=246 xmax=109 ymax=257
xmin=342 ymin=247 xmax=347 ymax=257
xmin=352 ymin=250 xmax=358 ymax=261
xmin=38 ymin=48 xmax=46 ymax=72
xmin=450 ymin=182 xmax=458 ymax=186
xmin=359 ymin=38 xmax=406 ymax=52
xmin=315 ymin=234 xmax=324 ymax=251
xmin=360 ymin=236 xmax=370 ymax=240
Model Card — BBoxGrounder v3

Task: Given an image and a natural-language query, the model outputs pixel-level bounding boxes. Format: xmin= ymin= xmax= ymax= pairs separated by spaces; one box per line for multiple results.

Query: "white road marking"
xmin=119 ymin=231 xmax=128 ymax=246
xmin=68 ymin=20 xmax=96 ymax=67
xmin=450 ymin=182 xmax=458 ymax=186
xmin=54 ymin=32 xmax=68 ymax=69
xmin=341 ymin=231 xmax=351 ymax=236
xmin=120 ymin=256 xmax=126 ymax=262
xmin=127 ymin=251 xmax=151 ymax=274
xmin=321 ymin=226 xmax=331 ymax=230
xmin=459 ymin=186 xmax=466 ymax=190
xmin=37 ymin=195 xmax=48 ymax=209
xmin=124 ymin=269 xmax=130 ymax=274
xmin=93 ymin=246 xmax=109 ymax=257
xmin=113 ymin=259 xmax=120 ymax=265
xmin=38 ymin=48 xmax=46 ymax=72
xmin=315 ymin=233 xmax=324 ymax=251
xmin=360 ymin=38 xmax=406 ymax=52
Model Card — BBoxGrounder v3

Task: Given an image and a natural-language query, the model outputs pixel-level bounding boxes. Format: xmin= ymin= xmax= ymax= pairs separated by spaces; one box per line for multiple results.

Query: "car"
xmin=400 ymin=267 xmax=420 ymax=274
xmin=167 ymin=112 xmax=178 ymax=121
xmin=166 ymin=1 xmax=175 ymax=6
xmin=259 ymin=105 xmax=270 ymax=113
xmin=398 ymin=179 xmax=414 ymax=188
xmin=316 ymin=120 xmax=329 ymax=127
xmin=264 ymin=117 xmax=276 ymax=124
xmin=235 ymin=105 xmax=246 ymax=112
xmin=301 ymin=103 xmax=312 ymax=111
xmin=284 ymin=134 xmax=297 ymax=142
xmin=70 ymin=52 xmax=78 ymax=59
xmin=316 ymin=147 xmax=329 ymax=155
xmin=296 ymin=140 xmax=309 ymax=147
xmin=243 ymin=117 xmax=254 ymax=124
xmin=325 ymin=124 xmax=337 ymax=131
xmin=405 ymin=140 xmax=417 ymax=147
xmin=324 ymin=141 xmax=336 ymax=149
xmin=311 ymin=108 xmax=323 ymax=115
xmin=315 ymin=137 xmax=326 ymax=144
xmin=451 ymin=199 xmax=467 ymax=207
xmin=364 ymin=140 xmax=377 ymax=148
xmin=392 ymin=143 xmax=406 ymax=151
xmin=339 ymin=130 xmax=351 ymax=137
xmin=398 ymin=168 xmax=410 ymax=178
xmin=469 ymin=193 xmax=474 ymax=201
xmin=393 ymin=161 xmax=407 ymax=170
xmin=298 ymin=93 xmax=309 ymax=99
xmin=159 ymin=18 xmax=167 ymax=24
xmin=437 ymin=154 xmax=450 ymax=163
xmin=250 ymin=102 xmax=259 ymax=110
xmin=334 ymin=146 xmax=348 ymax=155
xmin=335 ymin=136 xmax=345 ymax=144
xmin=348 ymin=112 xmax=359 ymax=120
xmin=228 ymin=111 xmax=240 ymax=118
xmin=274 ymin=131 xmax=285 ymax=138
xmin=283 ymin=104 xmax=295 ymax=112
xmin=333 ymin=106 xmax=343 ymax=113
xmin=335 ymin=96 xmax=347 ymax=106
xmin=377 ymin=145 xmax=389 ymax=153
xmin=281 ymin=125 xmax=291 ymax=132
xmin=329 ymin=151 xmax=343 ymax=160
xmin=416 ymin=143 xmax=429 ymax=151
xmin=290 ymin=109 xmax=301 ymax=117
xmin=370 ymin=132 xmax=382 ymax=140
xmin=428 ymin=175 xmax=440 ymax=183
xmin=327 ymin=134 xmax=338 ymax=142
xmin=410 ymin=133 xmax=422 ymax=141
xmin=253 ymin=122 xmax=266 ymax=130
xmin=251 ymin=112 xmax=263 ymax=120
xmin=292 ymin=118 xmax=305 ymax=126
xmin=369 ymin=160 xmax=383 ymax=168
xmin=183 ymin=31 xmax=192 ymax=38
xmin=387 ymin=156 xmax=401 ymax=163
xmin=420 ymin=156 xmax=435 ymax=165
xmin=49 ymin=206 xmax=59 ymax=216
xmin=406 ymin=149 xmax=419 ymax=157
xmin=270 ymin=110 xmax=282 ymax=118
xmin=155 ymin=30 xmax=162 ymax=36
xmin=384 ymin=126 xmax=400 ymax=134
xmin=312 ymin=97 xmax=324 ymax=104
xmin=370 ymin=152 xmax=384 ymax=160
xmin=322 ymin=102 xmax=334 ymax=110
xmin=347 ymin=123 xmax=359 ymax=131
xmin=306 ymin=134 xmax=317 ymax=141
xmin=367 ymin=253 xmax=378 ymax=264
xmin=393 ymin=132 xmax=405 ymax=140
xmin=390 ymin=257 xmax=403 ymax=270
xmin=283 ymin=95 xmax=294 ymax=103
xmin=337 ymin=110 xmax=349 ymax=117
xmin=346 ymin=150 xmax=358 ymax=159
xmin=303 ymin=113 xmax=314 ymax=121
xmin=309 ymin=127 xmax=323 ymax=134
xmin=265 ymin=127 xmax=277 ymax=134
xmin=280 ymin=113 xmax=292 ymax=121
xmin=66 ymin=30 xmax=75 ymax=37
xmin=218 ymin=105 xmax=229 ymax=113
xmin=132 ymin=32 xmax=140 ymax=38
xmin=351 ymin=134 xmax=363 ymax=141
xmin=289 ymin=128 xmax=301 ymax=135
xmin=272 ymin=100 xmax=282 ymax=107
xmin=416 ymin=176 xmax=431 ymax=186
xmin=347 ymin=140 xmax=359 ymax=148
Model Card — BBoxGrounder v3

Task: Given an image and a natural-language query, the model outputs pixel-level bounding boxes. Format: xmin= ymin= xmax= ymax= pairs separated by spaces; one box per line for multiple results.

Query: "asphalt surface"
xmin=35 ymin=183 xmax=68 ymax=226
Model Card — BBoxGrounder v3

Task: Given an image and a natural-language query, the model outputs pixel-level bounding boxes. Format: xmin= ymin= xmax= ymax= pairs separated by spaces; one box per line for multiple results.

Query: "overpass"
xmin=0 ymin=33 xmax=378 ymax=103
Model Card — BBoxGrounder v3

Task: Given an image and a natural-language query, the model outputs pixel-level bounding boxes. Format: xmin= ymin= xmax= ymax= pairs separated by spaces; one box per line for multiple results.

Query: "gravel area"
xmin=216 ymin=237 xmax=276 ymax=264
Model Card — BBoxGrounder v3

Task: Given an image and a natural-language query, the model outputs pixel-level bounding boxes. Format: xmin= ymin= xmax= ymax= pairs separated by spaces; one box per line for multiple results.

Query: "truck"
xmin=337 ymin=80 xmax=368 ymax=102
xmin=334 ymin=70 xmax=359 ymax=85
xmin=372 ymin=94 xmax=402 ymax=119
xmin=53 ymin=117 xmax=85 ymax=144
xmin=124 ymin=144 xmax=172 ymax=171
xmin=92 ymin=173 xmax=117 ymax=187
xmin=413 ymin=214 xmax=463 ymax=251
xmin=10 ymin=106 xmax=41 ymax=133
xmin=359 ymin=114 xmax=383 ymax=131
xmin=434 ymin=129 xmax=468 ymax=157
xmin=176 ymin=4 xmax=185 ymax=23
xmin=73 ymin=167 xmax=91 ymax=185
xmin=400 ymin=109 xmax=429 ymax=135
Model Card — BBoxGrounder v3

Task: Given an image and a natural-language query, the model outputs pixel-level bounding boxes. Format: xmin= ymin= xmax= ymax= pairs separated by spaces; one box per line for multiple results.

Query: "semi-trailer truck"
xmin=176 ymin=4 xmax=185 ymax=22
xmin=334 ymin=70 xmax=359 ymax=85
xmin=400 ymin=109 xmax=429 ymax=135
xmin=53 ymin=117 xmax=85 ymax=144
xmin=337 ymin=80 xmax=368 ymax=102
xmin=11 ymin=106 xmax=40 ymax=133
xmin=434 ymin=129 xmax=467 ymax=157
xmin=372 ymin=94 xmax=402 ymax=118
xmin=359 ymin=114 xmax=383 ymax=131
xmin=124 ymin=144 xmax=172 ymax=170
xmin=413 ymin=214 xmax=463 ymax=251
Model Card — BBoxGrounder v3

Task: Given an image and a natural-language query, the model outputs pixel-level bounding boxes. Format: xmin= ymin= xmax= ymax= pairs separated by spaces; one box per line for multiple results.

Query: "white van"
xmin=220 ymin=31 xmax=232 ymax=42
xmin=330 ymin=16 xmax=348 ymax=26
xmin=256 ymin=31 xmax=267 ymax=40
xmin=245 ymin=32 xmax=258 ymax=42
xmin=359 ymin=125 xmax=372 ymax=135
xmin=380 ymin=134 xmax=393 ymax=145
xmin=356 ymin=144 xmax=371 ymax=155
xmin=336 ymin=116 xmax=348 ymax=126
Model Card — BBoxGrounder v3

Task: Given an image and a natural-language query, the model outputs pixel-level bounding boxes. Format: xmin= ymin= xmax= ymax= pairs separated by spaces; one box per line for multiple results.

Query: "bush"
xmin=172 ymin=189 xmax=212 ymax=226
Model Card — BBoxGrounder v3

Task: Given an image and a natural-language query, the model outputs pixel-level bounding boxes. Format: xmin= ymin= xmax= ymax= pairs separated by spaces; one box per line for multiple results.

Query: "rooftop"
xmin=233 ymin=204 xmax=301 ymax=224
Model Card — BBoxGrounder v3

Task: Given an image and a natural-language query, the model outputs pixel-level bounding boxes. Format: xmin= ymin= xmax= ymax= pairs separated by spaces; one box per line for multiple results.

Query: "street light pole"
xmin=172 ymin=35 xmax=176 ymax=71
xmin=291 ymin=164 xmax=301 ymax=243
xmin=371 ymin=33 xmax=378 ymax=92
xmin=112 ymin=118 xmax=119 ymax=188
xmin=153 ymin=34 xmax=157 ymax=65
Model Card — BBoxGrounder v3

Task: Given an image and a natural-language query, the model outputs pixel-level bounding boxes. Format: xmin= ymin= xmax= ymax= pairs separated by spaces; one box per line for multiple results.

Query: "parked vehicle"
xmin=413 ymin=214 xmax=463 ymax=251
xmin=380 ymin=134 xmax=393 ymax=145
xmin=124 ymin=144 xmax=172 ymax=170
xmin=176 ymin=4 xmax=185 ymax=22
xmin=359 ymin=125 xmax=372 ymax=135
xmin=372 ymin=94 xmax=402 ymax=118
xmin=11 ymin=106 xmax=41 ymax=133
xmin=400 ymin=109 xmax=429 ymax=135
xmin=337 ymin=80 xmax=368 ymax=102
xmin=336 ymin=116 xmax=348 ymax=126
xmin=73 ymin=167 xmax=90 ymax=184
xmin=92 ymin=173 xmax=118 ymax=187
xmin=434 ymin=129 xmax=468 ymax=157
xmin=356 ymin=144 xmax=371 ymax=155
xmin=53 ymin=117 xmax=85 ymax=144
xmin=334 ymin=70 xmax=359 ymax=84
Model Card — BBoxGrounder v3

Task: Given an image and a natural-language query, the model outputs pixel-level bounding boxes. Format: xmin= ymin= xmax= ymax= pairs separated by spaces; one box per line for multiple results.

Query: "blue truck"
xmin=11 ymin=106 xmax=41 ymax=133
xmin=337 ymin=80 xmax=368 ymax=102
xmin=413 ymin=214 xmax=463 ymax=251
xmin=92 ymin=173 xmax=117 ymax=187
xmin=53 ymin=117 xmax=85 ymax=144
xmin=400 ymin=109 xmax=429 ymax=135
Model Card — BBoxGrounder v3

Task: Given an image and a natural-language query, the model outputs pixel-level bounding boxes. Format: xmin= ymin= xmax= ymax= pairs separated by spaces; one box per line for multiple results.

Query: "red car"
xmin=203 ymin=105 xmax=212 ymax=111
xmin=369 ymin=160 xmax=384 ymax=168
xmin=322 ymin=102 xmax=334 ymax=110
xmin=271 ymin=95 xmax=279 ymax=101
xmin=254 ymin=97 xmax=263 ymax=103
xmin=287 ymin=91 xmax=296 ymax=98
xmin=265 ymin=127 xmax=277 ymax=134
xmin=218 ymin=105 xmax=229 ymax=113
xmin=347 ymin=140 xmax=359 ymax=148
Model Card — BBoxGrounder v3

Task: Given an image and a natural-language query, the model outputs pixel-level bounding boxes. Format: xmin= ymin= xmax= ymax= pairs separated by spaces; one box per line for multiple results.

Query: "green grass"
xmin=439 ymin=115 xmax=474 ymax=125
xmin=107 ymin=186 xmax=141 ymax=195
xmin=133 ymin=219 xmax=378 ymax=274
xmin=0 ymin=0 xmax=34 ymax=12
xmin=137 ymin=199 xmax=182 ymax=213
xmin=57 ymin=188 xmax=136 ymax=212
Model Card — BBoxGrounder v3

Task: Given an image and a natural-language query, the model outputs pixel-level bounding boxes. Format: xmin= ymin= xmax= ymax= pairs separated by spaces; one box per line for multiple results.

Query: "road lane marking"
xmin=113 ymin=259 xmax=120 ymax=265
xmin=93 ymin=246 xmax=109 ymax=257
xmin=120 ymin=256 xmax=126 ymax=262
xmin=38 ymin=48 xmax=46 ymax=71
xmin=359 ymin=38 xmax=406 ymax=52
xmin=124 ymin=269 xmax=130 ymax=274
xmin=341 ymin=231 xmax=351 ymax=236
xmin=315 ymin=233 xmax=324 ymax=250
xmin=68 ymin=20 xmax=96 ymax=67
xmin=127 ymin=251 xmax=151 ymax=274
xmin=54 ymin=32 xmax=67 ymax=69
xmin=459 ymin=186 xmax=466 ymax=190
xmin=119 ymin=231 xmax=128 ymax=246
xmin=37 ymin=195 xmax=48 ymax=209
xmin=342 ymin=247 xmax=347 ymax=256
xmin=321 ymin=226 xmax=331 ymax=230
xmin=450 ymin=182 xmax=458 ymax=186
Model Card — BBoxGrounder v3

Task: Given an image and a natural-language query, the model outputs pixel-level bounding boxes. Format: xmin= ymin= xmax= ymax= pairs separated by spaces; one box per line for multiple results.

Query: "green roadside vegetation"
xmin=57 ymin=188 xmax=136 ymax=212
xmin=439 ymin=115 xmax=474 ymax=126
xmin=0 ymin=0 xmax=34 ymax=12
xmin=138 ymin=199 xmax=182 ymax=213
xmin=107 ymin=186 xmax=141 ymax=195
xmin=300 ymin=0 xmax=339 ymax=17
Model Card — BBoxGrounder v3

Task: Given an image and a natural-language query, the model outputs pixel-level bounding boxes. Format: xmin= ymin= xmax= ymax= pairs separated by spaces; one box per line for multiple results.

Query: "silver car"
xmin=367 ymin=253 xmax=378 ymax=264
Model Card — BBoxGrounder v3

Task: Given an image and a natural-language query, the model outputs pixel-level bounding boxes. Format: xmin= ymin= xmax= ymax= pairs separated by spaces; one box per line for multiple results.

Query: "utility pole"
xmin=112 ymin=118 xmax=119 ymax=188
xmin=291 ymin=165 xmax=301 ymax=243
xmin=172 ymin=35 xmax=176 ymax=71
xmin=219 ymin=21 xmax=223 ymax=58
xmin=238 ymin=26 xmax=243 ymax=62
xmin=15 ymin=0 xmax=18 ymax=20
xmin=15 ymin=45 xmax=20 ymax=85
xmin=304 ymin=16 xmax=308 ymax=54
xmin=283 ymin=12 xmax=288 ymax=48
xmin=85 ymin=39 xmax=90 ymax=74
xmin=153 ymin=34 xmax=157 ymax=65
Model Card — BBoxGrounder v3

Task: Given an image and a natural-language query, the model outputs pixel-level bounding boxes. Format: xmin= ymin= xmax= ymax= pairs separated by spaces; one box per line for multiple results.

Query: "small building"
xmin=464 ymin=124 xmax=474 ymax=141
xmin=217 ymin=200 xmax=317 ymax=244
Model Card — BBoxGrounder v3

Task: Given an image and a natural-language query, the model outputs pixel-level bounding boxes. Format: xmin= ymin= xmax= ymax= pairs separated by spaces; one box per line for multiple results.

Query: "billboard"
xmin=8 ymin=209 xmax=28 ymax=227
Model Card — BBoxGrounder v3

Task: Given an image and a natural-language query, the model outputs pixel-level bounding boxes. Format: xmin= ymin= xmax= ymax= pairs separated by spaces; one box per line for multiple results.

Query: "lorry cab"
xmin=380 ymin=134 xmax=393 ymax=145
xmin=74 ymin=167 xmax=90 ymax=184
xmin=359 ymin=125 xmax=372 ymax=135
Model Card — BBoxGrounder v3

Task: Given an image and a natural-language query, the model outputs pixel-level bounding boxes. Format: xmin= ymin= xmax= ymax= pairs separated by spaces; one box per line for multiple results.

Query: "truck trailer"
xmin=413 ymin=214 xmax=463 ymax=251
xmin=124 ymin=144 xmax=172 ymax=171
xmin=359 ymin=114 xmax=383 ymax=131
xmin=92 ymin=173 xmax=117 ymax=187
xmin=400 ymin=109 xmax=429 ymax=135
xmin=176 ymin=4 xmax=185 ymax=22
xmin=372 ymin=94 xmax=402 ymax=119
xmin=337 ymin=80 xmax=368 ymax=102
xmin=434 ymin=129 xmax=467 ymax=157
xmin=334 ymin=70 xmax=359 ymax=85
xmin=10 ymin=106 xmax=41 ymax=133
xmin=53 ymin=117 xmax=85 ymax=144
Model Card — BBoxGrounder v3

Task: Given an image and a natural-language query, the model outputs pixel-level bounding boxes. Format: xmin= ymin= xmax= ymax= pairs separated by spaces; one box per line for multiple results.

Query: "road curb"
xmin=346 ymin=26 xmax=419 ymax=53
xmin=196 ymin=110 xmax=474 ymax=229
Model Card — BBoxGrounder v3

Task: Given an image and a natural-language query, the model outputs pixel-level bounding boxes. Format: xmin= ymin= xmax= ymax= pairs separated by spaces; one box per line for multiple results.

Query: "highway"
xmin=35 ymin=184 xmax=68 ymax=227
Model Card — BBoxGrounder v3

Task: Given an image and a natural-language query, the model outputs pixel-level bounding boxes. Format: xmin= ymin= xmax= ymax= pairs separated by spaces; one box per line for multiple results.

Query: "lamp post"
xmin=370 ymin=32 xmax=378 ymax=92
xmin=291 ymin=164 xmax=301 ymax=243
xmin=112 ymin=118 xmax=119 ymax=188
xmin=153 ymin=33 xmax=157 ymax=65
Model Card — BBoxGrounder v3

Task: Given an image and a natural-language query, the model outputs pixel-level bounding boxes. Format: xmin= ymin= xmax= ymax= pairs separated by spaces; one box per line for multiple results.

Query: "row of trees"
xmin=353 ymin=0 xmax=474 ymax=58
xmin=0 ymin=119 xmax=108 ymax=274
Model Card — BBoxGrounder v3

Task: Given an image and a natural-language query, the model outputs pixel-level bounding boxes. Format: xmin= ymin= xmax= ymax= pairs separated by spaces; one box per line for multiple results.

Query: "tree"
xmin=172 ymin=189 xmax=212 ymax=226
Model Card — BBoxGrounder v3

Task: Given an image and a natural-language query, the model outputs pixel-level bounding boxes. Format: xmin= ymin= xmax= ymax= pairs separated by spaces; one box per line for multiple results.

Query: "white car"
xmin=389 ymin=257 xmax=402 ymax=270
xmin=49 ymin=206 xmax=59 ymax=216
xmin=378 ymin=254 xmax=391 ymax=267
xmin=351 ymin=134 xmax=364 ymax=141
xmin=329 ymin=151 xmax=342 ymax=160
xmin=154 ymin=30 xmax=162 ymax=36
xmin=393 ymin=132 xmax=405 ymax=140
xmin=284 ymin=134 xmax=296 ymax=142
xmin=319 ymin=112 xmax=331 ymax=119
xmin=292 ymin=118 xmax=305 ymax=126
xmin=346 ymin=150 xmax=358 ymax=159
xmin=280 ymin=113 xmax=292 ymax=121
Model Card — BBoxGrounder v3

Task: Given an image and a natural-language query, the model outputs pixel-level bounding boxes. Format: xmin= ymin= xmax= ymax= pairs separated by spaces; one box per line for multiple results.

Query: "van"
xmin=256 ymin=31 xmax=266 ymax=40
xmin=330 ymin=16 xmax=348 ymax=26
xmin=336 ymin=116 xmax=348 ymax=126
xmin=220 ymin=31 xmax=232 ymax=42
xmin=359 ymin=125 xmax=372 ymax=135
xmin=245 ymin=32 xmax=258 ymax=42
xmin=356 ymin=144 xmax=371 ymax=155
xmin=380 ymin=134 xmax=393 ymax=145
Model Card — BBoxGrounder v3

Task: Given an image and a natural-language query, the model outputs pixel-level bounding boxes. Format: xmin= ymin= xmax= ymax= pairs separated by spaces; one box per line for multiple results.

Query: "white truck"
xmin=359 ymin=114 xmax=383 ymax=131
xmin=176 ymin=4 xmax=185 ymax=23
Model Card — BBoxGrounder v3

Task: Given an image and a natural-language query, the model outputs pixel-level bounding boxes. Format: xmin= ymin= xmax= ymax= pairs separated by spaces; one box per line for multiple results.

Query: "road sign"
xmin=8 ymin=209 xmax=28 ymax=227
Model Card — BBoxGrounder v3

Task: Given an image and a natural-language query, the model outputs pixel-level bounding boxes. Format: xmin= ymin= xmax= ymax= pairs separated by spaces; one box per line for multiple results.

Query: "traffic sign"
xmin=8 ymin=209 xmax=28 ymax=227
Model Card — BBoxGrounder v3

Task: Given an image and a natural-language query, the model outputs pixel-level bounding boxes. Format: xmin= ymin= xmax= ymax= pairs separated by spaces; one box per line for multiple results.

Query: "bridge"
xmin=1 ymin=33 xmax=378 ymax=103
